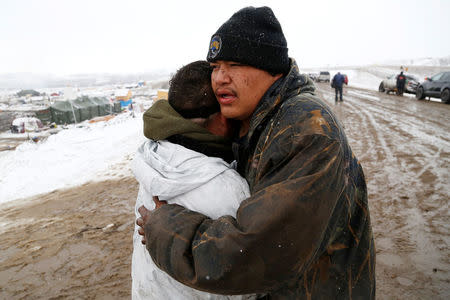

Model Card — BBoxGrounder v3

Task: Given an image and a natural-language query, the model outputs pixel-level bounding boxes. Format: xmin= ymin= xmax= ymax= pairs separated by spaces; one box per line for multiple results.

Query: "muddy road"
xmin=0 ymin=84 xmax=448 ymax=299
xmin=316 ymin=83 xmax=450 ymax=299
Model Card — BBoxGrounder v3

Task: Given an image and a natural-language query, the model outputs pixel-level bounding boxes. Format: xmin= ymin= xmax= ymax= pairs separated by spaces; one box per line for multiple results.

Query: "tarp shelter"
xmin=155 ymin=89 xmax=168 ymax=101
xmin=115 ymin=89 xmax=132 ymax=101
xmin=35 ymin=108 xmax=52 ymax=124
xmin=113 ymin=102 xmax=122 ymax=113
xmin=119 ymin=99 xmax=133 ymax=108
xmin=50 ymin=101 xmax=80 ymax=124
xmin=91 ymin=97 xmax=113 ymax=115
xmin=73 ymin=97 xmax=98 ymax=122
xmin=36 ymin=97 xmax=113 ymax=125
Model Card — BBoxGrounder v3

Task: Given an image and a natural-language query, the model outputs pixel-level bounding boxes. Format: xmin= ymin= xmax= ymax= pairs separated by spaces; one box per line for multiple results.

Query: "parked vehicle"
xmin=416 ymin=71 xmax=450 ymax=104
xmin=308 ymin=73 xmax=318 ymax=81
xmin=316 ymin=71 xmax=330 ymax=82
xmin=378 ymin=73 xmax=419 ymax=95
xmin=10 ymin=117 xmax=43 ymax=133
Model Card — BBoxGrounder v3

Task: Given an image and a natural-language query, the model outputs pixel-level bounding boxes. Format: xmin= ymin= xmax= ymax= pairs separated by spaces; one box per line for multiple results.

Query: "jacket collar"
xmin=245 ymin=58 xmax=316 ymax=140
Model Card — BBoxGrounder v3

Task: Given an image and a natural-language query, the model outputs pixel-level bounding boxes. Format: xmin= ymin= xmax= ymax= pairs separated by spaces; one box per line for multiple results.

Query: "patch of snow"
xmin=0 ymin=112 xmax=146 ymax=204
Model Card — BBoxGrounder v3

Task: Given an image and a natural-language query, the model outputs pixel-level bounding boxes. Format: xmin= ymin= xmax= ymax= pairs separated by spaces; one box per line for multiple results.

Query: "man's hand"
xmin=153 ymin=195 xmax=167 ymax=209
xmin=136 ymin=196 xmax=167 ymax=245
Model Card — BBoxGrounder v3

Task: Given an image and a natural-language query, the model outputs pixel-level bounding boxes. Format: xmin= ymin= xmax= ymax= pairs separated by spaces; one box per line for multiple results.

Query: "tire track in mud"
xmin=320 ymin=85 xmax=449 ymax=212
xmin=0 ymin=178 xmax=138 ymax=299
xmin=316 ymin=83 xmax=450 ymax=299
xmin=347 ymin=89 xmax=449 ymax=139
xmin=348 ymin=91 xmax=450 ymax=154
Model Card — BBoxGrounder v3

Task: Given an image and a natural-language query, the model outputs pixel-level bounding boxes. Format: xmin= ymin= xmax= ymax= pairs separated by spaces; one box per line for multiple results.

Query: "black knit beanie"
xmin=207 ymin=6 xmax=290 ymax=75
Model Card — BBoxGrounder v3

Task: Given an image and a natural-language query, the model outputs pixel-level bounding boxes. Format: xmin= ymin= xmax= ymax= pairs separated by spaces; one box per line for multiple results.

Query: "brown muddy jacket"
xmin=144 ymin=61 xmax=376 ymax=299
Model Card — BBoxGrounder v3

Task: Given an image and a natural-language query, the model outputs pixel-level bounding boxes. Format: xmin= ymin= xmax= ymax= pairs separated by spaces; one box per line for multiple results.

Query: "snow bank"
xmin=0 ymin=112 xmax=145 ymax=204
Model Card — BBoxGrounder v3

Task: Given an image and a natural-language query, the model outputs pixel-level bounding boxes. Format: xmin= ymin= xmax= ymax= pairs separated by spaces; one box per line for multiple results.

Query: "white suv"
xmin=317 ymin=71 xmax=330 ymax=82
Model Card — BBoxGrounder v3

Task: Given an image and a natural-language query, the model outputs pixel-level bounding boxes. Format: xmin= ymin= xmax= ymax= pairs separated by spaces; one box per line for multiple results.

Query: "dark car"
xmin=416 ymin=71 xmax=450 ymax=104
xmin=378 ymin=73 xmax=419 ymax=95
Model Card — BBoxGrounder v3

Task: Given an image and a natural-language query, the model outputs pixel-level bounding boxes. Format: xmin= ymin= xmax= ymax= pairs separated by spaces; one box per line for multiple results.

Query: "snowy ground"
xmin=0 ymin=111 xmax=146 ymax=204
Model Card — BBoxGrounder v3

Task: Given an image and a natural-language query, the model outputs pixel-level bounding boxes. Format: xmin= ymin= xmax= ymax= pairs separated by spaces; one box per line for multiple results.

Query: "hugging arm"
xmin=142 ymin=130 xmax=347 ymax=295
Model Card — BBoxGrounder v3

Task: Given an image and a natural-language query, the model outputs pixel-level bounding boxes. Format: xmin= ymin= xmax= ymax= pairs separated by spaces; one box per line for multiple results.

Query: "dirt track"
xmin=0 ymin=84 xmax=449 ymax=299
xmin=317 ymin=83 xmax=450 ymax=299
xmin=0 ymin=177 xmax=138 ymax=299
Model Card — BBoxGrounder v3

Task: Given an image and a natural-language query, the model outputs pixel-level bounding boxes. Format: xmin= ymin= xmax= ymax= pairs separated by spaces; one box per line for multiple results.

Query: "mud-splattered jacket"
xmin=144 ymin=60 xmax=376 ymax=299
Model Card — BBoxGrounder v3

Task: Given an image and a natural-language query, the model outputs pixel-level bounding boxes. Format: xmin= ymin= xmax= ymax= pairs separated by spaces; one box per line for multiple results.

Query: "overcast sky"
xmin=1 ymin=0 xmax=449 ymax=75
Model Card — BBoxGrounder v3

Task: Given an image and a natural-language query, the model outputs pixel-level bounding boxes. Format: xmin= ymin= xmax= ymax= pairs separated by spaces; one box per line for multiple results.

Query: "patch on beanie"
xmin=208 ymin=35 xmax=222 ymax=59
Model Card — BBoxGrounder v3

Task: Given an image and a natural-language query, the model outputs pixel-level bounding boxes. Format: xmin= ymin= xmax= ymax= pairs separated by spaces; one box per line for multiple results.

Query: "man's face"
xmin=210 ymin=61 xmax=282 ymax=121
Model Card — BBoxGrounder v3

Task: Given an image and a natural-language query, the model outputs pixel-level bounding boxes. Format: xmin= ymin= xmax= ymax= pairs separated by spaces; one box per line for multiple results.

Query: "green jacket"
xmin=144 ymin=60 xmax=375 ymax=299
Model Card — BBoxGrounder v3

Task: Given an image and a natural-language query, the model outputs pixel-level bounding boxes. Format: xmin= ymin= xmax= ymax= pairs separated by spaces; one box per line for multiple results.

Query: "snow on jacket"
xmin=143 ymin=60 xmax=376 ymax=299
xmin=131 ymin=139 xmax=256 ymax=300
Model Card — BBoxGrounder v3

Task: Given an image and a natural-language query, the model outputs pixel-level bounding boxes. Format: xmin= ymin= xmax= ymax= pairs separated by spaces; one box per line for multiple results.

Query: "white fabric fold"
xmin=131 ymin=139 xmax=255 ymax=300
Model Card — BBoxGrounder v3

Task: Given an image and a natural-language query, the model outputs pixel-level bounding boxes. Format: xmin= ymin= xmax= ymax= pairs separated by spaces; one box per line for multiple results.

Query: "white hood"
xmin=131 ymin=139 xmax=255 ymax=300
xmin=131 ymin=139 xmax=250 ymax=219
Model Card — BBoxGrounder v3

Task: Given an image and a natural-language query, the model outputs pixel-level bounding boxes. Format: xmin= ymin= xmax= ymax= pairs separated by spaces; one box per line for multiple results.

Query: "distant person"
xmin=331 ymin=71 xmax=346 ymax=102
xmin=129 ymin=102 xmax=137 ymax=118
xmin=131 ymin=60 xmax=256 ymax=300
xmin=396 ymin=71 xmax=406 ymax=96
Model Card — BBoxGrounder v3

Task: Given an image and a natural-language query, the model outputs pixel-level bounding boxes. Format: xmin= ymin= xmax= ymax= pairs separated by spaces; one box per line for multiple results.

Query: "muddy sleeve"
xmin=144 ymin=130 xmax=345 ymax=295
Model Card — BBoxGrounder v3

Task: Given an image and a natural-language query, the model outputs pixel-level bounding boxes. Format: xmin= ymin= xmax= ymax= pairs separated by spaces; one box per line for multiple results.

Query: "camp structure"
xmin=36 ymin=97 xmax=113 ymax=125
xmin=114 ymin=89 xmax=133 ymax=109
xmin=154 ymin=89 xmax=168 ymax=102
xmin=40 ymin=101 xmax=78 ymax=124
xmin=90 ymin=97 xmax=114 ymax=115
xmin=10 ymin=117 xmax=44 ymax=133
xmin=115 ymin=89 xmax=132 ymax=101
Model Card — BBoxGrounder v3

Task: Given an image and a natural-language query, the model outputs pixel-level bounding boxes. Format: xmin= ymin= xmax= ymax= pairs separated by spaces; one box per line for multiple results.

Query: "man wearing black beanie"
xmin=138 ymin=6 xmax=375 ymax=300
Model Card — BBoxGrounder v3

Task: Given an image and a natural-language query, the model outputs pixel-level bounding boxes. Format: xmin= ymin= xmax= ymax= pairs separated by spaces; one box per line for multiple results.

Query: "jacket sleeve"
xmin=144 ymin=110 xmax=346 ymax=295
